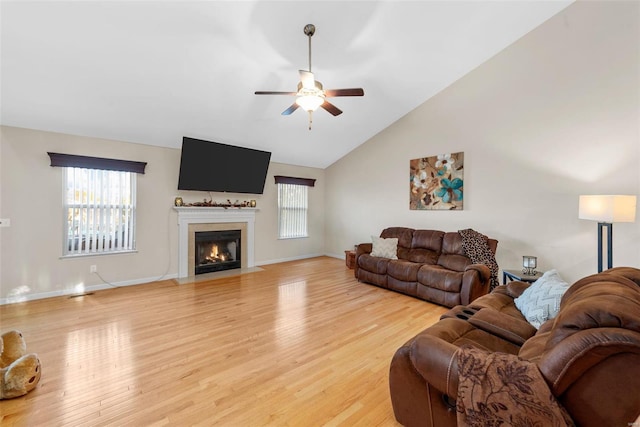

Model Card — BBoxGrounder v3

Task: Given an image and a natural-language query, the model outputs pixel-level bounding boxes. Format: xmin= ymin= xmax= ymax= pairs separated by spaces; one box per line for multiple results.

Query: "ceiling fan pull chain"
xmin=308 ymin=111 xmax=313 ymax=130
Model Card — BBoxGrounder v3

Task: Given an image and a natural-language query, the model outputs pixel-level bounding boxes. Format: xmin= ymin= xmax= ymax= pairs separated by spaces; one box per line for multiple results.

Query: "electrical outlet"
xmin=90 ymin=265 xmax=97 ymax=274
xmin=0 ymin=218 xmax=10 ymax=227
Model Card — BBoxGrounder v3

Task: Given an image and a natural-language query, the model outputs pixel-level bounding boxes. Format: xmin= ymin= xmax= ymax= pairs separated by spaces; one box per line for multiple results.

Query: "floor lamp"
xmin=578 ymin=195 xmax=637 ymax=273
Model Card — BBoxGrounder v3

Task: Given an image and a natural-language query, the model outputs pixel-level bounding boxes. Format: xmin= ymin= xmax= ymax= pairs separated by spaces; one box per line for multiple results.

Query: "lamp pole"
xmin=597 ymin=222 xmax=613 ymax=273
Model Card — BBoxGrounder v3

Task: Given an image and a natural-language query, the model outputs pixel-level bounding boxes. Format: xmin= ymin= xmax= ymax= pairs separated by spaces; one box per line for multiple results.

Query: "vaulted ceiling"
xmin=1 ymin=1 xmax=573 ymax=168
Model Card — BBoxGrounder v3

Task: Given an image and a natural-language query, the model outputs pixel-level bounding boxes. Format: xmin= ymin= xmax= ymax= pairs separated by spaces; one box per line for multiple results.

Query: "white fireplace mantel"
xmin=174 ymin=207 xmax=258 ymax=278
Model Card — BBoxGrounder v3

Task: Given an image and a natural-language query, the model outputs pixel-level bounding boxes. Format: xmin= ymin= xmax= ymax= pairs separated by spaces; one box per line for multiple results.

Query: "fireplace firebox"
xmin=194 ymin=229 xmax=241 ymax=275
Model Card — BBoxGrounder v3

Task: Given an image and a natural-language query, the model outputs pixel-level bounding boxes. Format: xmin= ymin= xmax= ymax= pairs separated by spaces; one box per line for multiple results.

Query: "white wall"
xmin=0 ymin=126 xmax=324 ymax=302
xmin=253 ymin=162 xmax=325 ymax=264
xmin=2 ymin=1 xmax=638 ymax=302
xmin=325 ymin=0 xmax=640 ymax=284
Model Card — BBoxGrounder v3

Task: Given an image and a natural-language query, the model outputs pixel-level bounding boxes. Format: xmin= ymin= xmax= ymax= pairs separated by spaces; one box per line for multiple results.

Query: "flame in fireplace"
xmin=206 ymin=244 xmax=227 ymax=262
xmin=206 ymin=245 xmax=227 ymax=262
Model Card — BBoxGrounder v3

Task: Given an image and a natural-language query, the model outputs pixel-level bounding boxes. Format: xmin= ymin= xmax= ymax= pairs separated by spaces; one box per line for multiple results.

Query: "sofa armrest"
xmin=408 ymin=319 xmax=477 ymax=398
xmin=354 ymin=243 xmax=372 ymax=278
xmin=460 ymin=264 xmax=491 ymax=305
xmin=505 ymin=280 xmax=531 ymax=298
xmin=356 ymin=243 xmax=372 ymax=256
xmin=465 ymin=263 xmax=491 ymax=282
xmin=538 ymin=328 xmax=640 ymax=395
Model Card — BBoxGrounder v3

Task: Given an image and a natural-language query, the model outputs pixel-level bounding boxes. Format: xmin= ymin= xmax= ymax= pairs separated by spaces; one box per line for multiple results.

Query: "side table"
xmin=502 ymin=269 xmax=544 ymax=285
xmin=345 ymin=250 xmax=356 ymax=269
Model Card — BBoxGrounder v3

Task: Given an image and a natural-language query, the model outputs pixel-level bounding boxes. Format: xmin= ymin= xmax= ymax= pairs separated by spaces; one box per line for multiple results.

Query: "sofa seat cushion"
xmin=387 ymin=260 xmax=422 ymax=282
xmin=357 ymin=269 xmax=388 ymax=288
xmin=517 ymin=329 xmax=552 ymax=363
xmin=417 ymin=265 xmax=463 ymax=293
xmin=388 ymin=277 xmax=417 ymax=295
xmin=357 ymin=254 xmax=390 ymax=275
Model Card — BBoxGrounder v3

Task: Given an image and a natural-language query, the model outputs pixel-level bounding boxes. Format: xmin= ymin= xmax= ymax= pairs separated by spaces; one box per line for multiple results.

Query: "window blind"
xmin=63 ymin=167 xmax=136 ymax=256
xmin=278 ymin=183 xmax=308 ymax=239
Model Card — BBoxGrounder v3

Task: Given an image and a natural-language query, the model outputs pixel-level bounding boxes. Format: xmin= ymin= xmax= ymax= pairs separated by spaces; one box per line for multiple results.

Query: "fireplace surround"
xmin=174 ymin=207 xmax=257 ymax=278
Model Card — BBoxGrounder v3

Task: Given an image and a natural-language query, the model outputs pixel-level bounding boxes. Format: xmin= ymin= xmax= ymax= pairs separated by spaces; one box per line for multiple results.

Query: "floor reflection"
xmin=61 ymin=322 xmax=135 ymax=422
xmin=275 ymin=280 xmax=308 ymax=348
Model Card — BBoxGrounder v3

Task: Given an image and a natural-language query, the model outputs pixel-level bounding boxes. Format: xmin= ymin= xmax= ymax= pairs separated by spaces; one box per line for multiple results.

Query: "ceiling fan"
xmin=255 ymin=24 xmax=364 ymax=129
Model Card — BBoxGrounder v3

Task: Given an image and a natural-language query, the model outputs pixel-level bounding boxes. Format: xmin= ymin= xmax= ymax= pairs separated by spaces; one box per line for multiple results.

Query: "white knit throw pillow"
xmin=370 ymin=236 xmax=398 ymax=259
xmin=514 ymin=269 xmax=570 ymax=329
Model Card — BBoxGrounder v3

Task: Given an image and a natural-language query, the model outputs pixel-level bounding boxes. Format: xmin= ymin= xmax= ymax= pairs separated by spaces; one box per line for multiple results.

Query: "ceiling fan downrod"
xmin=305 ymin=24 xmax=316 ymax=130
xmin=304 ymin=24 xmax=315 ymax=72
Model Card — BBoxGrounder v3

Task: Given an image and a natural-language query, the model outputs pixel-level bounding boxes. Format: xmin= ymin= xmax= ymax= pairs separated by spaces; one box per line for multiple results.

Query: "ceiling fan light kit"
xmin=296 ymin=94 xmax=324 ymax=112
xmin=255 ymin=24 xmax=364 ymax=130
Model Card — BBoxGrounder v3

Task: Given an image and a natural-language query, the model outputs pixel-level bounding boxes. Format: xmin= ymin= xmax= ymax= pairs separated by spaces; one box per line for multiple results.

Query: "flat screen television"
xmin=177 ymin=137 xmax=271 ymax=194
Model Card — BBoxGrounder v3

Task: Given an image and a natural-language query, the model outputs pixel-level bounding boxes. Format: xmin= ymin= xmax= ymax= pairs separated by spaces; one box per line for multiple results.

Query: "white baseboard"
xmin=0 ymin=273 xmax=178 ymax=305
xmin=256 ymin=253 xmax=326 ymax=266
xmin=324 ymin=252 xmax=345 ymax=260
xmin=1 ymin=254 xmax=348 ymax=305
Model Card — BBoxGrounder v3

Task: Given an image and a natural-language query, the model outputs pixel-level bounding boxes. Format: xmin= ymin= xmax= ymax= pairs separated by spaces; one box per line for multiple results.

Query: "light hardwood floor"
xmin=0 ymin=256 xmax=446 ymax=426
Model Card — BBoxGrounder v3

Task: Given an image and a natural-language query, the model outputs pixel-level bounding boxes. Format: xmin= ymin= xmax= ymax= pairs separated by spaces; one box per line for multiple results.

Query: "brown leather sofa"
xmin=389 ymin=267 xmax=640 ymax=427
xmin=355 ymin=227 xmax=498 ymax=308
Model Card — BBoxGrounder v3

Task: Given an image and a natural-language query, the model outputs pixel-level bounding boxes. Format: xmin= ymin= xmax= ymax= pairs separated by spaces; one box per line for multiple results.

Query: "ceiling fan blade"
xmin=299 ymin=70 xmax=315 ymax=89
xmin=320 ymin=100 xmax=343 ymax=116
xmin=255 ymin=91 xmax=297 ymax=95
xmin=282 ymin=103 xmax=300 ymax=116
xmin=325 ymin=88 xmax=365 ymax=97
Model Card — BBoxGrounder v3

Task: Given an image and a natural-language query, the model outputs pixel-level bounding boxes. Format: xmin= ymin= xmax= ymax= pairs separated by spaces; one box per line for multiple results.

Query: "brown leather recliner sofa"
xmin=355 ymin=227 xmax=498 ymax=308
xmin=389 ymin=266 xmax=640 ymax=427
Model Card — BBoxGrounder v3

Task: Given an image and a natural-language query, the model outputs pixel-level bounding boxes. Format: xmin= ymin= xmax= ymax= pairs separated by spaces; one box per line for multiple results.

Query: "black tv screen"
xmin=177 ymin=137 xmax=271 ymax=194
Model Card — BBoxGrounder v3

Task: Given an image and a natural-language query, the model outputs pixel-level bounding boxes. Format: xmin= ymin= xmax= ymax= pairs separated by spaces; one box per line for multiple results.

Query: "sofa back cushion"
xmin=437 ymin=232 xmax=498 ymax=272
xmin=381 ymin=227 xmax=414 ymax=260
xmin=547 ymin=273 xmax=640 ymax=349
xmin=603 ymin=266 xmax=640 ymax=286
xmin=437 ymin=233 xmax=472 ymax=271
xmin=406 ymin=230 xmax=444 ymax=264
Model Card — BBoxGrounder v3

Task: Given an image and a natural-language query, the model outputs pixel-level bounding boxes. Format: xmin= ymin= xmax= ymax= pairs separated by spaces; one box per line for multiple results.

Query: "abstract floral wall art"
xmin=410 ymin=152 xmax=464 ymax=210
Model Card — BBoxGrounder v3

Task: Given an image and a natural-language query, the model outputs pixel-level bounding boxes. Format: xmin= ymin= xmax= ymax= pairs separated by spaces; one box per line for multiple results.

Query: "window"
xmin=278 ymin=183 xmax=308 ymax=239
xmin=275 ymin=175 xmax=316 ymax=239
xmin=47 ymin=152 xmax=146 ymax=257
xmin=63 ymin=168 xmax=137 ymax=256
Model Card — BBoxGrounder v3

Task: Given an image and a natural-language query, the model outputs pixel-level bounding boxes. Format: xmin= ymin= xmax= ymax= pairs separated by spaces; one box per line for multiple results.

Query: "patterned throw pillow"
xmin=370 ymin=236 xmax=398 ymax=259
xmin=514 ymin=269 xmax=570 ymax=329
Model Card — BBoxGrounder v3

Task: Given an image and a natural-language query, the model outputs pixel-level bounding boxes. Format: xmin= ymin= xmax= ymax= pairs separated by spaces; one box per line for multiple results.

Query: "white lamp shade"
xmin=578 ymin=195 xmax=637 ymax=223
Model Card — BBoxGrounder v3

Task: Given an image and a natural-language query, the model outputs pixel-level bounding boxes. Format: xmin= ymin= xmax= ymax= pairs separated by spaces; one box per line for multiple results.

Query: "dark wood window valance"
xmin=274 ymin=175 xmax=316 ymax=187
xmin=47 ymin=152 xmax=147 ymax=174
